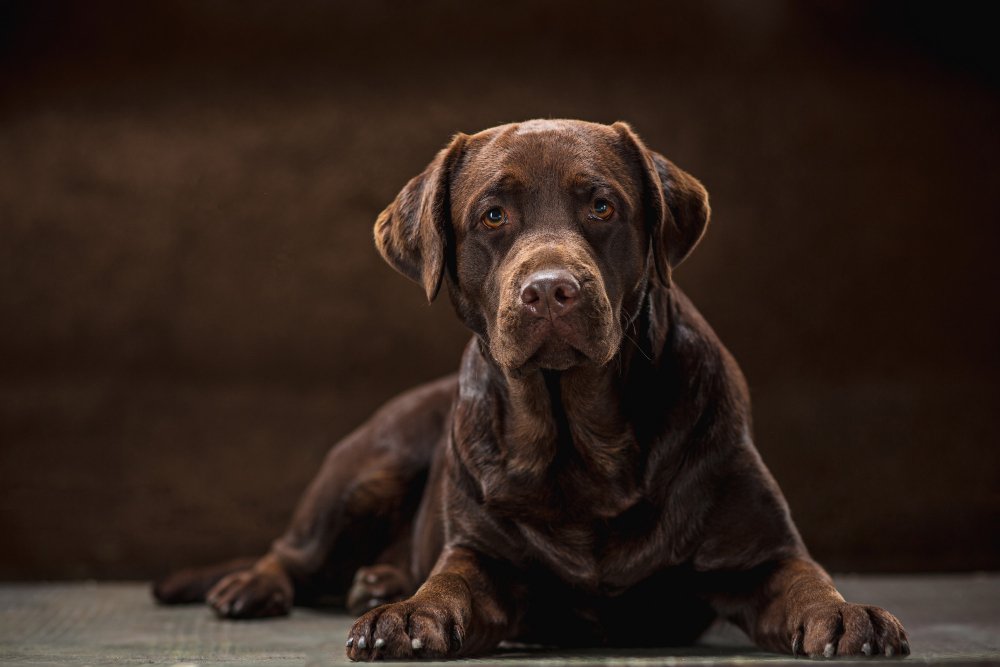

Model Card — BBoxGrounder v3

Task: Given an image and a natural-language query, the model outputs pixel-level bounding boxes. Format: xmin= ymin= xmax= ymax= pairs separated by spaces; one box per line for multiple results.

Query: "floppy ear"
xmin=374 ymin=133 xmax=468 ymax=301
xmin=613 ymin=122 xmax=710 ymax=285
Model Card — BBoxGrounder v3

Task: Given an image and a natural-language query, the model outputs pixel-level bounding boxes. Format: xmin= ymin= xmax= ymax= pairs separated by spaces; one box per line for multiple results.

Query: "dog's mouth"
xmin=522 ymin=329 xmax=588 ymax=372
xmin=494 ymin=305 xmax=618 ymax=374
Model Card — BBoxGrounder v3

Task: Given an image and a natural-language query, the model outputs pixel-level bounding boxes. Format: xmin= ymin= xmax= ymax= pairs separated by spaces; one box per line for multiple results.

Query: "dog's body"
xmin=154 ymin=120 xmax=909 ymax=660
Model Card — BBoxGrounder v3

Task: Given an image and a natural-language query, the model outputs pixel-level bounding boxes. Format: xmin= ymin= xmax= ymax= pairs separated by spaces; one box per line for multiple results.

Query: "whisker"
xmin=621 ymin=306 xmax=641 ymax=337
xmin=622 ymin=329 xmax=653 ymax=363
xmin=618 ymin=307 xmax=652 ymax=364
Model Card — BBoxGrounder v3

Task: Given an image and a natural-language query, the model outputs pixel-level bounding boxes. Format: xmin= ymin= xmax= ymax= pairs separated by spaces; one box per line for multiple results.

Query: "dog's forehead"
xmin=506 ymin=118 xmax=600 ymax=136
xmin=457 ymin=120 xmax=632 ymax=196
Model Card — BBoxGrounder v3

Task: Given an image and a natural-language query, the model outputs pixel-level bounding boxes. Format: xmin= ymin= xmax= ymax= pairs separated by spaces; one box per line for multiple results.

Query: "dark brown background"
xmin=1 ymin=1 xmax=997 ymax=580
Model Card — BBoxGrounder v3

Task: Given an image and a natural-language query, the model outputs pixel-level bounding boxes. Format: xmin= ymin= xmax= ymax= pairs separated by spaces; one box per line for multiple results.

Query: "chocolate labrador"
xmin=153 ymin=119 xmax=910 ymax=660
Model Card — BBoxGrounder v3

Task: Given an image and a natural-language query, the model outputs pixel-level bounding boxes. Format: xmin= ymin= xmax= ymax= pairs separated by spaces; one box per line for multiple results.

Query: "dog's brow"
xmin=476 ymin=173 xmax=526 ymax=200
xmin=566 ymin=172 xmax=612 ymax=194
xmin=565 ymin=172 xmax=632 ymax=207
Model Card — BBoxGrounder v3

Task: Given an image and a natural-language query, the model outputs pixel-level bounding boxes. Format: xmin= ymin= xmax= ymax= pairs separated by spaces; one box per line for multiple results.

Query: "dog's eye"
xmin=591 ymin=199 xmax=614 ymax=221
xmin=481 ymin=206 xmax=508 ymax=229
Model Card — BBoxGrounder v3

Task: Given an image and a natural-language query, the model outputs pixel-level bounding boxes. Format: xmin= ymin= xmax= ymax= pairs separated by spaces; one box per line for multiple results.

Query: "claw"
xmin=357 ymin=636 xmax=367 ymax=649
xmin=823 ymin=642 xmax=835 ymax=658
xmin=346 ymin=637 xmax=353 ymax=648
xmin=886 ymin=646 xmax=895 ymax=657
xmin=411 ymin=638 xmax=423 ymax=650
xmin=374 ymin=638 xmax=385 ymax=649
xmin=901 ymin=640 xmax=910 ymax=655
xmin=862 ymin=642 xmax=872 ymax=656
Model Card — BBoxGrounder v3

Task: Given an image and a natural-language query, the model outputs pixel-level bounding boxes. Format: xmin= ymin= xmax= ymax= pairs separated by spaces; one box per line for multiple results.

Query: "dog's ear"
xmin=374 ymin=133 xmax=468 ymax=302
xmin=613 ymin=122 xmax=710 ymax=285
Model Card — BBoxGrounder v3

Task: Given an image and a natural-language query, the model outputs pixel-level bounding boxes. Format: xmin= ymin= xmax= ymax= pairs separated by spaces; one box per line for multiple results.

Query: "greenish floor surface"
xmin=1 ymin=575 xmax=998 ymax=666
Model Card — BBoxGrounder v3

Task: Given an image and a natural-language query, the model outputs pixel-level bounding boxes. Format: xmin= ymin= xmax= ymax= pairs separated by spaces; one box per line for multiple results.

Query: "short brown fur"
xmin=154 ymin=120 xmax=909 ymax=660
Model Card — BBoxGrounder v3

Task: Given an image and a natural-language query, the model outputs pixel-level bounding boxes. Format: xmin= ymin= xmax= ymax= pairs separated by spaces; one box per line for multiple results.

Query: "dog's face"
xmin=375 ymin=120 xmax=710 ymax=374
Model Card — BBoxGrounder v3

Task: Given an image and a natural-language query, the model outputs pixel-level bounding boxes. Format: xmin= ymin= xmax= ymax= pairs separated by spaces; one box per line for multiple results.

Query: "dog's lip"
xmin=525 ymin=346 xmax=585 ymax=372
xmin=509 ymin=319 xmax=595 ymax=370
xmin=522 ymin=317 xmax=574 ymax=346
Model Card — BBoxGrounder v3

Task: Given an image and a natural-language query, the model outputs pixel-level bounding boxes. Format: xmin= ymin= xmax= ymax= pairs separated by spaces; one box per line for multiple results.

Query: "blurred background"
xmin=0 ymin=1 xmax=997 ymax=580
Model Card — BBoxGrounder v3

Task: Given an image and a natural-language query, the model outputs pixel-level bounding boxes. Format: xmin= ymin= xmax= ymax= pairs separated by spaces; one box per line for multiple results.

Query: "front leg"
xmin=346 ymin=544 xmax=516 ymax=660
xmin=722 ymin=557 xmax=910 ymax=658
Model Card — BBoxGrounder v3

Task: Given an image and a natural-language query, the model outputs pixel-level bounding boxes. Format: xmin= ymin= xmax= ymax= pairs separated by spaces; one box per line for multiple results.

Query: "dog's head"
xmin=375 ymin=119 xmax=710 ymax=374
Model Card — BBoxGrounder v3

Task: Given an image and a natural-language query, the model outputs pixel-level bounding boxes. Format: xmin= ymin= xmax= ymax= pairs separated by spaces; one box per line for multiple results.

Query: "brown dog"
xmin=153 ymin=119 xmax=910 ymax=660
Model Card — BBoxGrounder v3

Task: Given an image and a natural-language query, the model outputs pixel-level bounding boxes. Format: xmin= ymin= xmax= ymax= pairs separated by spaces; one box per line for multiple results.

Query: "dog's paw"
xmin=345 ymin=597 xmax=467 ymax=661
xmin=206 ymin=567 xmax=293 ymax=619
xmin=152 ymin=557 xmax=257 ymax=604
xmin=152 ymin=569 xmax=209 ymax=605
xmin=346 ymin=564 xmax=413 ymax=616
xmin=791 ymin=602 xmax=909 ymax=658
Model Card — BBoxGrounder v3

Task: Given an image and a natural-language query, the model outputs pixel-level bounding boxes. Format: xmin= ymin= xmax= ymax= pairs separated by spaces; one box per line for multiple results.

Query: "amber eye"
xmin=591 ymin=199 xmax=614 ymax=221
xmin=481 ymin=206 xmax=508 ymax=229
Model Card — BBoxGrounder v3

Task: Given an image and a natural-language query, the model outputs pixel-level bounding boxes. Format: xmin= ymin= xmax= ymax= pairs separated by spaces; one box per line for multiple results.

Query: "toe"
xmin=408 ymin=611 xmax=453 ymax=657
xmin=837 ymin=604 xmax=876 ymax=656
xmin=867 ymin=606 xmax=909 ymax=657
xmin=802 ymin=607 xmax=843 ymax=657
xmin=207 ymin=574 xmax=246 ymax=617
xmin=205 ymin=574 xmax=236 ymax=607
xmin=229 ymin=587 xmax=270 ymax=618
xmin=346 ymin=614 xmax=376 ymax=661
xmin=260 ymin=589 xmax=292 ymax=617
xmin=373 ymin=605 xmax=413 ymax=658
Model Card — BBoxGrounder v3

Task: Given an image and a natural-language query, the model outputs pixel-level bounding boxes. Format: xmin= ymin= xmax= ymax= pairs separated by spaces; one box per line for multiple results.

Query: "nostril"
xmin=521 ymin=285 xmax=541 ymax=305
xmin=552 ymin=282 xmax=579 ymax=306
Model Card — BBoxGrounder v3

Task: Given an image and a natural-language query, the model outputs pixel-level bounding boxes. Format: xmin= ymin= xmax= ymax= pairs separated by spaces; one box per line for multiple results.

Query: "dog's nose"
xmin=520 ymin=270 xmax=580 ymax=319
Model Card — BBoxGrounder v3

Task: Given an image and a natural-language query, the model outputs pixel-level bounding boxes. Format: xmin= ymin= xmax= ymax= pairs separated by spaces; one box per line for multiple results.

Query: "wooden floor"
xmin=1 ymin=575 xmax=998 ymax=665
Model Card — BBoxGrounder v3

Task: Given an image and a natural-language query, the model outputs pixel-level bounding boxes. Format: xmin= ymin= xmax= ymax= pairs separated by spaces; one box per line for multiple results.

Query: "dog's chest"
xmin=510 ymin=500 xmax=662 ymax=593
xmin=457 ymin=379 xmax=667 ymax=591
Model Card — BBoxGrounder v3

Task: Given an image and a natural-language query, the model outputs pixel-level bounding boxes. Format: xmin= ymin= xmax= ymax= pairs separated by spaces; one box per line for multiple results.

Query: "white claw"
xmin=346 ymin=637 xmax=354 ymax=648
xmin=862 ymin=642 xmax=872 ymax=655
xmin=411 ymin=638 xmax=423 ymax=650
xmin=357 ymin=637 xmax=367 ymax=649
xmin=374 ymin=638 xmax=385 ymax=649
xmin=824 ymin=642 xmax=835 ymax=658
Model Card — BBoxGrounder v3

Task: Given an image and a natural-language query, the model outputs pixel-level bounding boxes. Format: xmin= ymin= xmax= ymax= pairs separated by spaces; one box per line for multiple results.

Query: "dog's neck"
xmin=498 ymin=359 xmax=634 ymax=478
xmin=456 ymin=283 xmax=675 ymax=518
